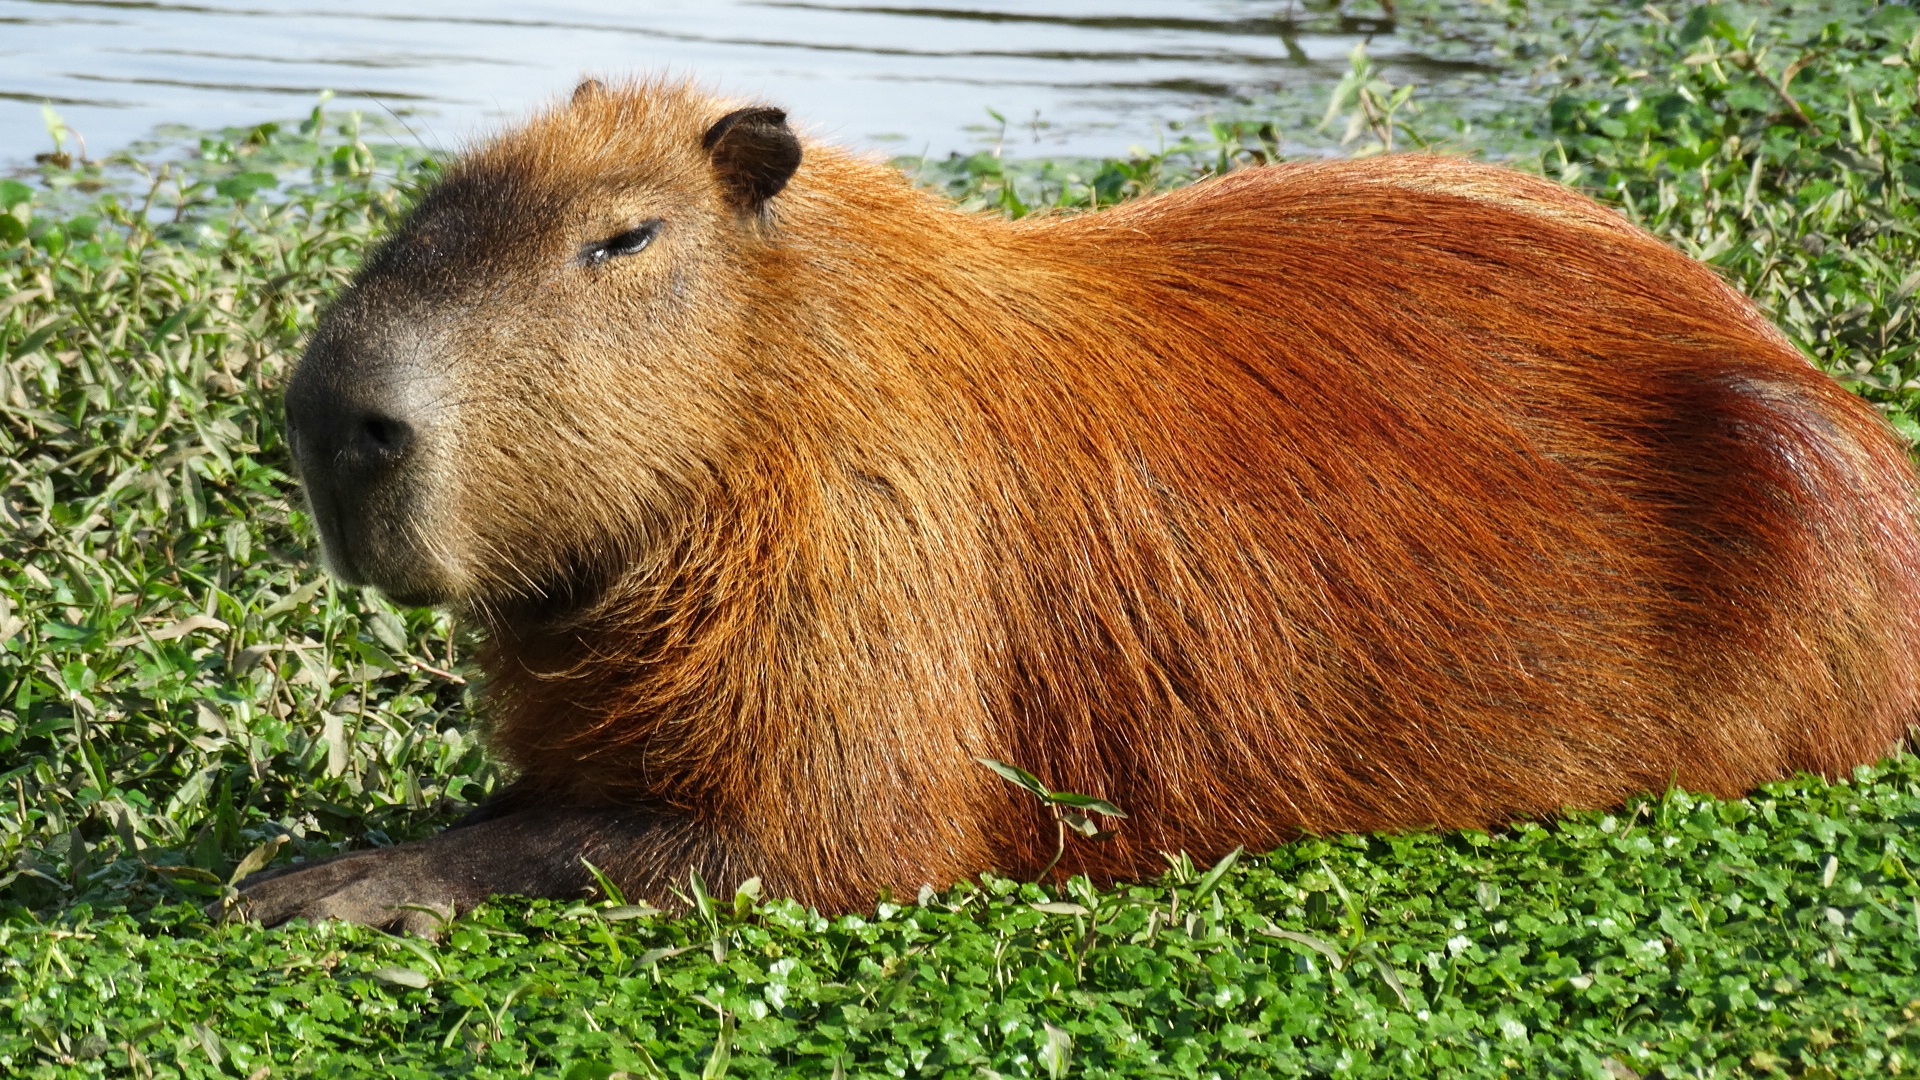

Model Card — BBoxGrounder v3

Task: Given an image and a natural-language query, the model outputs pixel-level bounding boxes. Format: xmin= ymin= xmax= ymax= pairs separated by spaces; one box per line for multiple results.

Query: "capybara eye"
xmin=577 ymin=219 xmax=663 ymax=267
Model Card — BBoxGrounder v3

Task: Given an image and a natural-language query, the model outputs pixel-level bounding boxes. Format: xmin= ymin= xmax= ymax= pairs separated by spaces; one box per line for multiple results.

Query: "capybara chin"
xmin=259 ymin=77 xmax=1920 ymax=933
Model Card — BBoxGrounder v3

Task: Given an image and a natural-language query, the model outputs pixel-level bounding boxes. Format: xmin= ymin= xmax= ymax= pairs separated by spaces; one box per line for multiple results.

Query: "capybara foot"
xmin=235 ymin=844 xmax=470 ymax=938
xmin=233 ymin=806 xmax=652 ymax=937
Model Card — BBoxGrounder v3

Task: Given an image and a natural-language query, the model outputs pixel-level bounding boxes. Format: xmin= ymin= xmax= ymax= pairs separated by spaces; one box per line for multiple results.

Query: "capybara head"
xmin=285 ymin=82 xmax=803 ymax=611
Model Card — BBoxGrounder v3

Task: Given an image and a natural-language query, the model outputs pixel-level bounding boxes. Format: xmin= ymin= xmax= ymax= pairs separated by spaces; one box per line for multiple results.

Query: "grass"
xmin=2 ymin=0 xmax=1919 ymax=1076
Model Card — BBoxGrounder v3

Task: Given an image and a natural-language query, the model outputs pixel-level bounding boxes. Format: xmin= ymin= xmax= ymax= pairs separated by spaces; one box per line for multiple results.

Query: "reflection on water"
xmin=1 ymin=0 xmax=1476 ymax=164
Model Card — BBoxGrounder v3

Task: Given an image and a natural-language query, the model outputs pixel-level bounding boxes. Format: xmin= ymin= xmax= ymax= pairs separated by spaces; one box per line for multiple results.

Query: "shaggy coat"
xmin=280 ymin=81 xmax=1920 ymax=917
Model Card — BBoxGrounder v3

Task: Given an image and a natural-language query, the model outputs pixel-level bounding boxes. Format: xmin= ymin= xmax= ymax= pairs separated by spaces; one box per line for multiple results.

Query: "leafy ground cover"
xmin=2 ymin=0 xmax=1919 ymax=1076
xmin=9 ymin=770 xmax=1920 ymax=1079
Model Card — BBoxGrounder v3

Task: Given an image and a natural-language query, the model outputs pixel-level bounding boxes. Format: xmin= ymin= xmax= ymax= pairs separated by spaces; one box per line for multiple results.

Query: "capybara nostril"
xmin=355 ymin=414 xmax=413 ymax=458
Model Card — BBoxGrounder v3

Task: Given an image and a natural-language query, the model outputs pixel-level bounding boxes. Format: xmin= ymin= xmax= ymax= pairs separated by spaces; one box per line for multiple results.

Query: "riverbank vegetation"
xmin=3 ymin=1 xmax=1918 ymax=1076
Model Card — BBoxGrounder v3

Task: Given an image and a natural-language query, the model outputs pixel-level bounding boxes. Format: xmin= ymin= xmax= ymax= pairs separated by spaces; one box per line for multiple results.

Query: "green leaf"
xmin=214 ymin=171 xmax=278 ymax=200
xmin=40 ymin=104 xmax=68 ymax=148
xmin=1040 ymin=1021 xmax=1072 ymax=1080
xmin=147 ymin=301 xmax=204 ymax=345
xmin=0 ymin=179 xmax=30 ymax=209
xmin=1322 ymin=860 xmax=1377 ymax=948
xmin=1191 ymin=846 xmax=1243 ymax=902
xmin=9 ymin=320 xmax=61 ymax=362
xmin=1360 ymin=941 xmax=1411 ymax=1009
xmin=150 ymin=862 xmax=223 ymax=886
xmin=395 ymin=903 xmax=455 ymax=932
xmin=689 ymin=869 xmax=715 ymax=927
xmin=495 ymin=980 xmax=558 ymax=1025
xmin=259 ymin=578 xmax=327 ymax=621
xmin=1061 ymin=811 xmax=1103 ymax=839
xmin=1258 ymin=923 xmax=1345 ymax=970
xmin=366 ymin=609 xmax=410 ymax=656
xmin=370 ymin=966 xmax=431 ymax=989
xmin=976 ymin=757 xmax=1051 ymax=799
xmin=702 ymin=1009 xmax=734 ymax=1080
xmin=1048 ymin=792 xmax=1127 ymax=818
xmin=389 ymin=934 xmax=446 ymax=978
xmin=191 ymin=1022 xmax=223 ymax=1070
xmin=733 ymin=876 xmax=762 ymax=917
xmin=1679 ymin=5 xmax=1727 ymax=45
xmin=581 ymin=857 xmax=628 ymax=906
xmin=225 ymin=834 xmax=287 ymax=887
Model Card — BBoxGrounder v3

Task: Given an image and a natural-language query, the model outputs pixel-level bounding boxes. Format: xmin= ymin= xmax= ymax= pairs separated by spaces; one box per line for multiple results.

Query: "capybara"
xmin=257 ymin=79 xmax=1920 ymax=933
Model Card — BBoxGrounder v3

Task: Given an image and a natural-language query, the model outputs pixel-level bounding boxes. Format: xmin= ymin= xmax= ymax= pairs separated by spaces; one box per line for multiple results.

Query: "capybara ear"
xmin=571 ymin=78 xmax=606 ymax=105
xmin=702 ymin=107 xmax=802 ymax=211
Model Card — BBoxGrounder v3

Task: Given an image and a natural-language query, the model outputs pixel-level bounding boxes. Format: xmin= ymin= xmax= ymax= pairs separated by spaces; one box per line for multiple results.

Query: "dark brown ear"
xmin=571 ymin=79 xmax=605 ymax=105
xmin=702 ymin=107 xmax=802 ymax=211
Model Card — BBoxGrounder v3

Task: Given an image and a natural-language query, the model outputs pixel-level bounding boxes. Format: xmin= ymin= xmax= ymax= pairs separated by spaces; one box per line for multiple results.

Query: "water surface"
xmin=2 ymin=0 xmax=1448 ymax=164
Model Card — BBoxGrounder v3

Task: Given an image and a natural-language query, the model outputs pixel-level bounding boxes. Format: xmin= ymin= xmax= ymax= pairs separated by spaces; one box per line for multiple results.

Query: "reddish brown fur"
xmin=293 ymin=82 xmax=1920 ymax=914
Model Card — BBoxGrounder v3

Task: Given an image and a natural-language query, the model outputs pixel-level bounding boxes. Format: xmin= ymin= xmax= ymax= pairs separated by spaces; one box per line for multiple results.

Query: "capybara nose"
xmin=353 ymin=413 xmax=414 ymax=461
xmin=285 ymin=396 xmax=417 ymax=484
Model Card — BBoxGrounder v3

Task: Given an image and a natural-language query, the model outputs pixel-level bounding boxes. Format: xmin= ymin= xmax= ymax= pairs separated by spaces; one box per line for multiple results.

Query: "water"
xmin=0 ymin=0 xmax=1463 ymax=166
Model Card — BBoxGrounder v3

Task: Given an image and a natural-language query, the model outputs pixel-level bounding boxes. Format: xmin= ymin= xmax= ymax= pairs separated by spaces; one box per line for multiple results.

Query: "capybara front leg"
xmin=236 ymin=804 xmax=734 ymax=936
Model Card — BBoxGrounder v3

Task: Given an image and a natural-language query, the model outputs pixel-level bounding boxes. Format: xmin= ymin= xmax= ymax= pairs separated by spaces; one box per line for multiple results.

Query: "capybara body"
xmin=269 ymin=80 xmax=1920 ymax=926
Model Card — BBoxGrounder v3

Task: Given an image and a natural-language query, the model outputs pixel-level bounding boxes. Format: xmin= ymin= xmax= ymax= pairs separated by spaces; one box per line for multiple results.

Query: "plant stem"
xmin=1036 ymin=814 xmax=1067 ymax=882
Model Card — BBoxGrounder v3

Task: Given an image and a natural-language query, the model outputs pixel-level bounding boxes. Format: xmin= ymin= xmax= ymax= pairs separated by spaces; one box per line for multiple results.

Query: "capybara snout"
xmin=285 ymin=311 xmax=447 ymax=602
xmin=265 ymin=78 xmax=1920 ymax=924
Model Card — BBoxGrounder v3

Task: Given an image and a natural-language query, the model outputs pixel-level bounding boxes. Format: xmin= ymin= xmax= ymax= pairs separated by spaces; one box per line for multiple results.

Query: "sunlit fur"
xmin=340 ymin=81 xmax=1920 ymax=911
